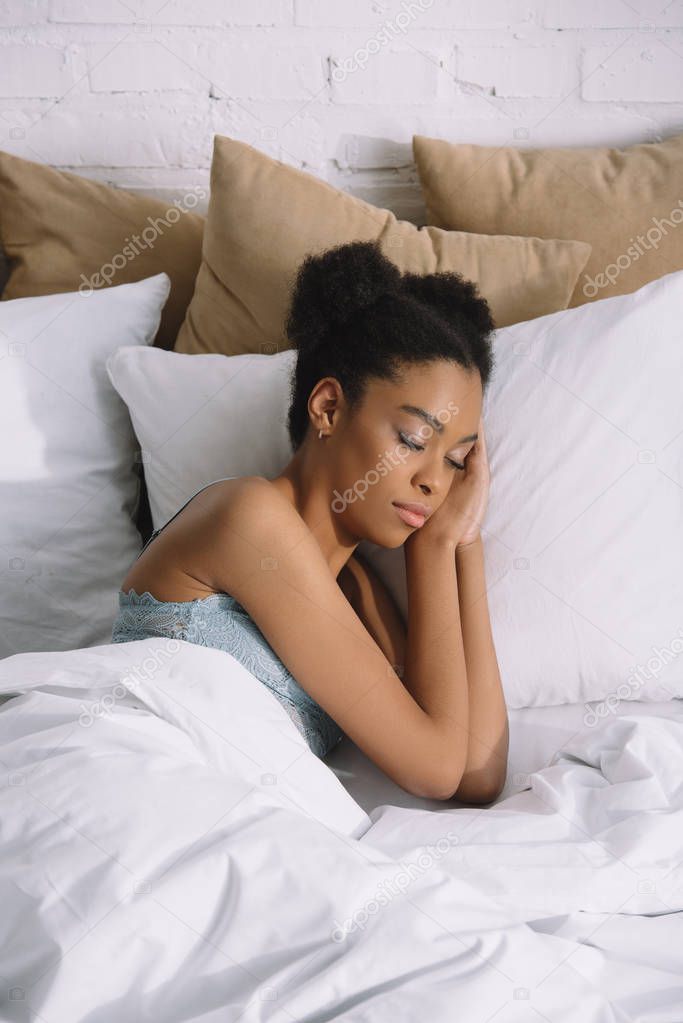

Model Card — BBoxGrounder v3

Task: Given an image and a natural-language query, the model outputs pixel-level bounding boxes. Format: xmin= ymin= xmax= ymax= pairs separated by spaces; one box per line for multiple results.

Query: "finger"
xmin=477 ymin=414 xmax=487 ymax=451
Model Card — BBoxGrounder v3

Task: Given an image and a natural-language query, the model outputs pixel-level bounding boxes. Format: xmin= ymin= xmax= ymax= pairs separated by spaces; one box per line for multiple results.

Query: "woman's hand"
xmin=407 ymin=414 xmax=490 ymax=549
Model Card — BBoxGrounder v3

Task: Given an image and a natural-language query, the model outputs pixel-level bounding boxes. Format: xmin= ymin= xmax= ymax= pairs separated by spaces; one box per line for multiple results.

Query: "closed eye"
xmin=397 ymin=431 xmax=465 ymax=471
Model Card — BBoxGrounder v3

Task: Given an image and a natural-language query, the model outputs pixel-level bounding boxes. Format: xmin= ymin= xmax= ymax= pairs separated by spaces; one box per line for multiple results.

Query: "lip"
xmin=392 ymin=501 xmax=432 ymax=528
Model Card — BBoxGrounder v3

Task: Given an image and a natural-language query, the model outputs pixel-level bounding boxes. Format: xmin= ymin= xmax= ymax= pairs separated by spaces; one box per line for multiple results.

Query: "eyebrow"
xmin=399 ymin=404 xmax=478 ymax=444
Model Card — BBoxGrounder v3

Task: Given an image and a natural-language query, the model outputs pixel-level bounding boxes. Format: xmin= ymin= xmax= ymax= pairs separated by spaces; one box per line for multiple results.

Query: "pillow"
xmin=108 ymin=264 xmax=683 ymax=710
xmin=173 ymin=134 xmax=592 ymax=357
xmin=107 ymin=346 xmax=295 ymax=527
xmin=0 ymin=149 xmax=204 ymax=351
xmin=0 ymin=245 xmax=8 ymax=296
xmin=366 ymin=271 xmax=683 ymax=709
xmin=413 ymin=132 xmax=683 ymax=309
xmin=0 ymin=273 xmax=171 ymax=659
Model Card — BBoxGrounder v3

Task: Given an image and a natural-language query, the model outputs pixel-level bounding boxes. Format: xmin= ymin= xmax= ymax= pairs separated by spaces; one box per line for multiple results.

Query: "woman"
xmin=113 ymin=239 xmax=509 ymax=803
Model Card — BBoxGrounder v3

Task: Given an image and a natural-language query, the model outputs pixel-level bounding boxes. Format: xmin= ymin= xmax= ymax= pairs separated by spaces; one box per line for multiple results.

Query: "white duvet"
xmin=1 ymin=637 xmax=682 ymax=1022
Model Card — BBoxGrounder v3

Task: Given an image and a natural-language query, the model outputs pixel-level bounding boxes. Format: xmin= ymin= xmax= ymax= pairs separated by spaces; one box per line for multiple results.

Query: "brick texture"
xmin=0 ymin=3 xmax=680 ymax=209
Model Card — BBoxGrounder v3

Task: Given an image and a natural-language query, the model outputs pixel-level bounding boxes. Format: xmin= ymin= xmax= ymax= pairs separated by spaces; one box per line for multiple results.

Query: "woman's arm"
xmin=336 ymin=551 xmax=406 ymax=673
xmin=216 ymin=479 xmax=475 ymax=800
xmin=394 ymin=414 xmax=507 ymax=804
xmin=401 ymin=531 xmax=471 ymax=793
xmin=451 ymin=536 xmax=509 ymax=804
xmin=339 ymin=544 xmax=472 ymax=789
xmin=339 ymin=541 xmax=508 ymax=805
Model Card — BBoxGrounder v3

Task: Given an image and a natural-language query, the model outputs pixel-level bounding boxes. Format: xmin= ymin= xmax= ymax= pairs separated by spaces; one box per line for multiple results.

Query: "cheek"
xmin=360 ymin=459 xmax=410 ymax=510
xmin=337 ymin=430 xmax=399 ymax=504
xmin=341 ymin=423 xmax=381 ymax=472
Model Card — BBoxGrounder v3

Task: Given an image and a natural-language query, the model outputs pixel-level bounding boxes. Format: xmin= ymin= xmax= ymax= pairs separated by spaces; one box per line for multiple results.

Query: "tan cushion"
xmin=0 ymin=150 xmax=205 ymax=350
xmin=174 ymin=134 xmax=592 ymax=357
xmin=413 ymin=132 xmax=683 ymax=308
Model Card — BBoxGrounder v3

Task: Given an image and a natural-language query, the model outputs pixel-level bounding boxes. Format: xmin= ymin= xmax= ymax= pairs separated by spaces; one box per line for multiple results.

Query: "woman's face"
xmin=328 ymin=360 xmax=482 ymax=548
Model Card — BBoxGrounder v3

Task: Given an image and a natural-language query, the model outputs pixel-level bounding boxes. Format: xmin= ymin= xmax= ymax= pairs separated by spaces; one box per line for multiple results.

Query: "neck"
xmin=269 ymin=442 xmax=359 ymax=579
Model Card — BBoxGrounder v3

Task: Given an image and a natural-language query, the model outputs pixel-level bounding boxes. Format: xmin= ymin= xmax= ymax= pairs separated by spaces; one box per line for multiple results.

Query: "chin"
xmin=355 ymin=506 xmax=413 ymax=549
xmin=387 ymin=530 xmax=413 ymax=549
xmin=361 ymin=526 xmax=410 ymax=550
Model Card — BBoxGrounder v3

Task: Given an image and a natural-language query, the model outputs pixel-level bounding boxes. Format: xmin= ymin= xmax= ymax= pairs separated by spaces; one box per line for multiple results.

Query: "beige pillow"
xmin=174 ymin=134 xmax=592 ymax=357
xmin=413 ymin=132 xmax=683 ymax=309
xmin=0 ymin=150 xmax=205 ymax=350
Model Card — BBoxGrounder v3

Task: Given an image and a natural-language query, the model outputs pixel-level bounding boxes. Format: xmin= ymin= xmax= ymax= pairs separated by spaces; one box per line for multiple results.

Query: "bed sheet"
xmin=326 ymin=697 xmax=683 ymax=812
xmin=1 ymin=637 xmax=682 ymax=1021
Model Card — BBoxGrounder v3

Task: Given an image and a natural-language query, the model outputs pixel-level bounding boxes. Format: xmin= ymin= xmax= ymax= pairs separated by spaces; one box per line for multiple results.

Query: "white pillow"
xmin=107 ymin=269 xmax=683 ymax=708
xmin=107 ymin=347 xmax=294 ymax=528
xmin=0 ymin=273 xmax=171 ymax=659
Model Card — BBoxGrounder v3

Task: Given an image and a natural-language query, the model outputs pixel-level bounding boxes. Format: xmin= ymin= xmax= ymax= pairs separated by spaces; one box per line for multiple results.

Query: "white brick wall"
xmin=0 ymin=0 xmax=681 ymax=218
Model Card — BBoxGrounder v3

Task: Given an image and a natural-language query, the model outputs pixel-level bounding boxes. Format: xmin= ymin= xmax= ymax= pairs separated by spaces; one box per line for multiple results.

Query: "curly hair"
xmin=284 ymin=239 xmax=496 ymax=451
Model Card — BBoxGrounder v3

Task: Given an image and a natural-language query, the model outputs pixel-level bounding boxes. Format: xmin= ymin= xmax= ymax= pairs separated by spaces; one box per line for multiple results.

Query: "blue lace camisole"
xmin=111 ymin=476 xmax=344 ymax=758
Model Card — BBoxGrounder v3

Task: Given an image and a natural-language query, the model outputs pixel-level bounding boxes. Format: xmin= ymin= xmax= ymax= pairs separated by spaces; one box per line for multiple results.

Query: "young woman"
xmin=113 ymin=239 xmax=509 ymax=803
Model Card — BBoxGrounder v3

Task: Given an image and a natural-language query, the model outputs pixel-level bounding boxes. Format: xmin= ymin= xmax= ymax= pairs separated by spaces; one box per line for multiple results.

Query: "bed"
xmin=2 ymin=132 xmax=683 ymax=1021
xmin=1 ymin=639 xmax=682 ymax=1021
xmin=328 ymin=696 xmax=683 ymax=811
xmin=2 ymin=266 xmax=683 ymax=1021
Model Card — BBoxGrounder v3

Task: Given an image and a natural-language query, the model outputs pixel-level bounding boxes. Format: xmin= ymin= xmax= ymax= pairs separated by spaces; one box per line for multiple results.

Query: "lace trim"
xmin=119 ymin=587 xmax=243 ymax=610
xmin=114 ymin=587 xmax=345 ymax=757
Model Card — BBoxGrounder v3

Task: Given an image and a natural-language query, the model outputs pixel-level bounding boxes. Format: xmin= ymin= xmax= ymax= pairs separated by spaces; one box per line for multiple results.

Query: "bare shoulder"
xmin=217 ymin=475 xmax=306 ymax=537
xmin=121 ymin=475 xmax=289 ymax=600
xmin=212 ymin=476 xmax=314 ymax=593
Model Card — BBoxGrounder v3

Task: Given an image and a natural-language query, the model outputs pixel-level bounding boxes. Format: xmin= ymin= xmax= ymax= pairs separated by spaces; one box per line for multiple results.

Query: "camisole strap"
xmin=136 ymin=475 xmax=239 ymax=561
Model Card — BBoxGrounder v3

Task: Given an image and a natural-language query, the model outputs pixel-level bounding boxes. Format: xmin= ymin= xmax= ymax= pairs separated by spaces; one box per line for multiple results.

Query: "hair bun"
xmin=285 ymin=239 xmax=402 ymax=355
xmin=401 ymin=270 xmax=496 ymax=337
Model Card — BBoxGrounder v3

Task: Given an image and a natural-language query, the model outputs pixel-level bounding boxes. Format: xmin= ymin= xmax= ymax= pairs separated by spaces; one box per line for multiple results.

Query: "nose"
xmin=412 ymin=449 xmax=453 ymax=498
xmin=415 ymin=469 xmax=447 ymax=498
xmin=413 ymin=438 xmax=465 ymax=498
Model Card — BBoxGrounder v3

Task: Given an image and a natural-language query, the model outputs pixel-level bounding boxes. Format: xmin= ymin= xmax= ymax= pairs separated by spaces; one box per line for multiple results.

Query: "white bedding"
xmin=328 ymin=697 xmax=683 ymax=812
xmin=1 ymin=637 xmax=682 ymax=1021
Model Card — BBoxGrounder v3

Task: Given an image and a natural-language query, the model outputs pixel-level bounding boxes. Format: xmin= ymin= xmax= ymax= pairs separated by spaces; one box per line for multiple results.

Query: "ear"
xmin=307 ymin=377 xmax=342 ymax=434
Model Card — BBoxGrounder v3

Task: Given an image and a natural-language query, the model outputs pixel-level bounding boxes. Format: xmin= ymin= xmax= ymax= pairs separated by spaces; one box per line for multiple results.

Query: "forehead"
xmin=369 ymin=361 xmax=482 ymax=422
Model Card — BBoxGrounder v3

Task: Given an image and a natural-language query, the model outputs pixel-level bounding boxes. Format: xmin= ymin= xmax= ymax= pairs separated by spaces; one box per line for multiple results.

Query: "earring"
xmin=318 ymin=428 xmax=324 ymax=439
